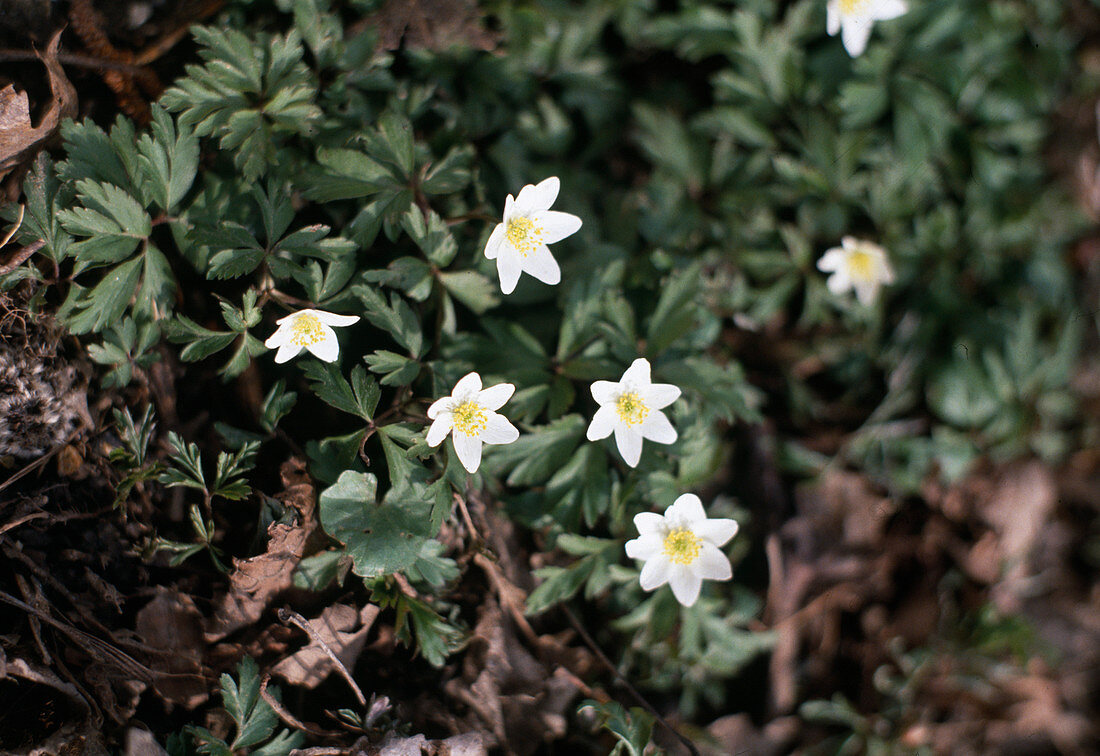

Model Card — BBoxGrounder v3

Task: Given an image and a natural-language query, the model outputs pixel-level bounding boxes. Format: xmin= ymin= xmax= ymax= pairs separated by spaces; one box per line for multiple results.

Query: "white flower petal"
xmin=816 ymin=248 xmax=846 ymax=273
xmin=274 ymin=341 xmax=302 ymax=364
xmin=503 ymin=194 xmax=517 ymax=222
xmin=521 ymin=244 xmax=561 ymax=286
xmin=614 ymin=425 xmax=644 ymax=467
xmin=483 ymin=223 xmax=506 ymax=261
xmin=480 ymin=413 xmax=519 ymax=445
xmin=638 ymin=554 xmax=671 ymax=591
xmin=826 ymin=269 xmax=852 ymax=295
xmin=452 ymin=372 xmax=482 ymax=399
xmin=304 ymin=327 xmax=340 ymax=362
xmin=641 ymin=382 xmax=680 ymax=410
xmin=514 ymin=176 xmax=560 ymax=213
xmin=842 ymin=18 xmax=874 ymax=57
xmin=265 ymin=326 xmax=289 ymax=349
xmin=871 ymin=0 xmax=908 ymax=21
xmin=587 ymin=405 xmax=617 ymax=441
xmin=531 ymin=210 xmax=582 ymax=244
xmin=827 ymin=2 xmax=840 ymax=35
xmin=590 ymin=380 xmax=620 ymax=406
xmin=426 ymin=416 xmax=453 ymax=447
xmin=694 ymin=517 xmax=739 ymax=547
xmin=693 ymin=542 xmax=732 ymax=582
xmin=451 ymin=432 xmax=483 ymax=473
xmin=624 ymin=534 xmax=663 ymax=561
xmin=427 ymin=396 xmax=453 ymax=419
xmin=640 ymin=411 xmax=677 ymax=445
xmin=668 ymin=565 xmax=702 ymax=607
xmin=880 ymin=259 xmax=897 ymax=284
xmin=497 ymin=251 xmax=523 ymax=295
xmin=855 ymin=281 xmax=880 ymax=306
xmin=633 ymin=511 xmax=666 ymax=536
xmin=665 ymin=493 xmax=706 ymax=525
xmin=477 ymin=383 xmax=515 ymax=411
xmin=619 ymin=358 xmax=651 ymax=389
xmin=314 ymin=311 xmax=360 ymax=326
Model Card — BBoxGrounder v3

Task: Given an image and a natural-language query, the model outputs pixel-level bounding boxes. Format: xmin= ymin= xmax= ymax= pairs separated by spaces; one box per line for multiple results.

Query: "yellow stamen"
xmin=839 ymin=0 xmax=866 ymax=14
xmin=505 ymin=216 xmax=544 ymax=257
xmin=615 ymin=391 xmax=649 ymax=426
xmin=663 ymin=528 xmax=702 ymax=565
xmin=846 ymin=250 xmax=875 ymax=282
xmin=289 ymin=313 xmax=326 ymax=346
xmin=451 ymin=400 xmax=488 ymax=436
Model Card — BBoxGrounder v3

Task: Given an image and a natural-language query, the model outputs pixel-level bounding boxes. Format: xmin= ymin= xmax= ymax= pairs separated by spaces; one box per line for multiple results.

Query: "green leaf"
xmin=489 ymin=415 xmax=586 ymax=486
xmin=578 ymin=701 xmax=655 ymax=756
xmin=222 ymin=657 xmax=278 ymax=750
xmin=353 ymin=284 xmax=424 ymax=357
xmin=364 ymin=349 xmax=421 ymax=386
xmin=525 ymin=561 xmax=596 ymax=615
xmin=318 ymin=471 xmax=436 ymax=578
xmin=372 ymin=111 xmax=415 ymax=177
xmin=440 ymin=271 xmax=499 ymax=314
xmin=166 ymin=316 xmax=238 ymax=361
xmin=18 ymin=153 xmax=72 ymax=262
xmin=646 ymin=263 xmax=702 ymax=355
xmin=73 ymin=179 xmax=151 ymax=237
xmin=136 ymin=105 xmax=200 ymax=212
xmin=302 ymin=147 xmax=395 ymax=202
xmin=401 ymin=207 xmax=458 ymax=266
xmin=64 ymin=255 xmax=143 ymax=334
xmin=302 ymin=362 xmax=380 ymax=420
xmin=421 ymin=145 xmax=474 ymax=195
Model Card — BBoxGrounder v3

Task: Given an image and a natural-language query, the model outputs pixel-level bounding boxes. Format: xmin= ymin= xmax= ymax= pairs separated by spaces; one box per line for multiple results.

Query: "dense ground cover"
xmin=1 ymin=0 xmax=1099 ymax=753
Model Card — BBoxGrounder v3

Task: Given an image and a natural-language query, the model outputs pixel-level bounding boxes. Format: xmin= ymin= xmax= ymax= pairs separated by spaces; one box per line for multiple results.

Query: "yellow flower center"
xmin=663 ymin=528 xmax=702 ymax=566
xmin=846 ymin=249 xmax=875 ymax=282
xmin=289 ymin=312 xmax=326 ymax=346
xmin=839 ymin=0 xmax=867 ymax=14
xmin=615 ymin=391 xmax=649 ymax=426
xmin=505 ymin=216 xmax=543 ymax=257
xmin=451 ymin=400 xmax=488 ymax=436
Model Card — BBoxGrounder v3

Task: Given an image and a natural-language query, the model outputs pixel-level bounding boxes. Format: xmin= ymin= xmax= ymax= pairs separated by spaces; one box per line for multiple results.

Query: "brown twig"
xmin=559 ymin=604 xmax=701 ymax=756
xmin=278 ymin=607 xmax=368 ymax=708
xmin=260 ymin=673 xmax=342 ymax=738
xmin=0 ymin=49 xmax=149 ymax=74
xmin=0 ymin=240 xmax=44 ymax=276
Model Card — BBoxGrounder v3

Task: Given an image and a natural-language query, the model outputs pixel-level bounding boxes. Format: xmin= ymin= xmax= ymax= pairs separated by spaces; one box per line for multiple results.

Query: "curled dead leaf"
xmin=0 ymin=30 xmax=77 ymax=181
xmin=204 ymin=458 xmax=316 ymax=641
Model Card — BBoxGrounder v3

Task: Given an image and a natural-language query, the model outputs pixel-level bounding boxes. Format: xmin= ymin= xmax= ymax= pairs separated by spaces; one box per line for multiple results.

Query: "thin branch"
xmin=259 ymin=673 xmax=341 ymax=738
xmin=0 ymin=239 xmax=44 ymax=275
xmin=278 ymin=607 xmax=368 ymax=707
xmin=0 ymin=49 xmax=147 ymax=74
xmin=559 ymin=604 xmax=701 ymax=756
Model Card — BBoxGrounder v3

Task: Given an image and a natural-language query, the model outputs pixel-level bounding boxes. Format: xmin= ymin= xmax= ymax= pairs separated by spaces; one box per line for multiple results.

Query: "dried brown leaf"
xmin=271 ymin=603 xmax=379 ymax=689
xmin=363 ymin=0 xmax=497 ymax=52
xmin=204 ymin=459 xmax=316 ymax=641
xmin=0 ymin=30 xmax=77 ymax=180
xmin=135 ymin=589 xmax=208 ymax=709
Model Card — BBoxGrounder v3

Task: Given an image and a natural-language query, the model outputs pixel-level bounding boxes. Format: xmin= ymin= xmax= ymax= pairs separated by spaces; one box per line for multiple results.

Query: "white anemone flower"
xmin=483 ymin=176 xmax=582 ymax=295
xmin=625 ymin=494 xmax=739 ymax=607
xmin=827 ymin=0 xmax=908 ymax=57
xmin=586 ymin=358 xmax=680 ymax=468
xmin=426 ymin=372 xmax=520 ymax=473
xmin=265 ymin=308 xmax=360 ymax=364
xmin=817 ymin=236 xmax=896 ymax=306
